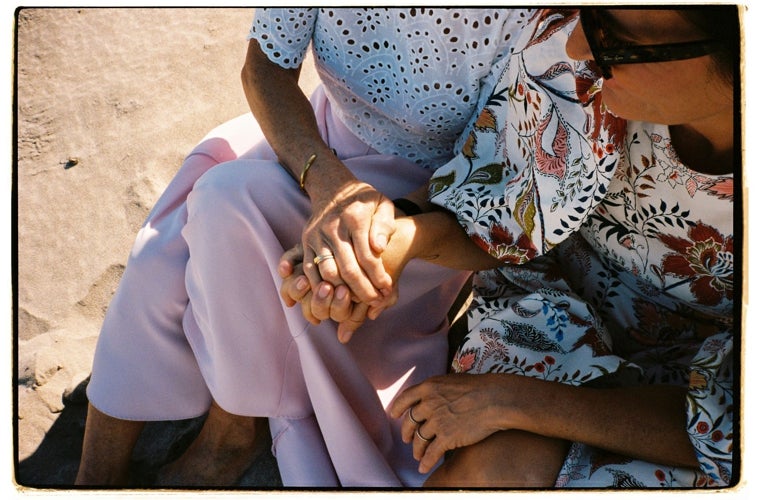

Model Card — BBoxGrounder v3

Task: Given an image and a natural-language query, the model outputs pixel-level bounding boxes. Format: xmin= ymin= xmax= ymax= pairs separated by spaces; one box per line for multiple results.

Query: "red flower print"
xmin=575 ymin=72 xmax=597 ymax=105
xmin=655 ymin=469 xmax=666 ymax=482
xmin=534 ymin=362 xmax=546 ymax=373
xmin=696 ymin=421 xmax=710 ymax=434
xmin=452 ymin=349 xmax=477 ymax=374
xmin=535 ymin=111 xmax=568 ymax=179
xmin=477 ymin=224 xmax=538 ymax=265
xmin=659 ymin=222 xmax=733 ymax=306
xmin=712 ymin=430 xmax=724 ymax=442
xmin=525 ymin=9 xmax=579 ymax=49
xmin=704 ymin=177 xmax=734 ymax=202
xmin=583 ymin=86 xmax=627 ymax=152
xmin=544 ymin=355 xmax=556 ymax=365
xmin=629 ymin=299 xmax=723 ymax=346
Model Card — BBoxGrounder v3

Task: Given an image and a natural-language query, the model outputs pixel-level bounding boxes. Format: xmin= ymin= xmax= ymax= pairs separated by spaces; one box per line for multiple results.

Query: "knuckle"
xmin=319 ymin=267 xmax=339 ymax=282
xmin=339 ymin=265 xmax=365 ymax=285
xmin=348 ymin=318 xmax=365 ymax=330
xmin=330 ymin=305 xmax=348 ymax=321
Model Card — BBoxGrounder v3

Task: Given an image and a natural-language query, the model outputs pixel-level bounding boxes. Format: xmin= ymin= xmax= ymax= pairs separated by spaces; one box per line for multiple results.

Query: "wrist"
xmin=384 ymin=217 xmax=417 ymax=269
xmin=301 ymin=155 xmax=356 ymax=203
xmin=481 ymin=373 xmax=531 ymax=433
xmin=298 ymin=153 xmax=318 ymax=193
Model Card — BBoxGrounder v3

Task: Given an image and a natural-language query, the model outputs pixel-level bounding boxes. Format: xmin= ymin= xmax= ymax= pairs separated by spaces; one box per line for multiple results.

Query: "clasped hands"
xmin=276 ymin=180 xmax=506 ymax=472
xmin=278 ymin=181 xmax=413 ymax=343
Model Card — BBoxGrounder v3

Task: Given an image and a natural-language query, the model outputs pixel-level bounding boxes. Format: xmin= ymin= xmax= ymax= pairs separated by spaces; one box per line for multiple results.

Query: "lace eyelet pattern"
xmin=250 ymin=8 xmax=533 ymax=169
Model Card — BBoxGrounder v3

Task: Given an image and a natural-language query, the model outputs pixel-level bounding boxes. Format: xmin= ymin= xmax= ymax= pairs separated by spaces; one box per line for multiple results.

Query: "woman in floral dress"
xmin=284 ymin=7 xmax=738 ymax=488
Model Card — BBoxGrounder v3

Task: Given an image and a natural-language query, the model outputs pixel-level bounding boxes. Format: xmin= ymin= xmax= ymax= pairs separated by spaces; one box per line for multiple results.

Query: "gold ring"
xmin=313 ymin=254 xmax=335 ymax=265
xmin=409 ymin=406 xmax=423 ymax=425
xmin=415 ymin=428 xmax=434 ymax=443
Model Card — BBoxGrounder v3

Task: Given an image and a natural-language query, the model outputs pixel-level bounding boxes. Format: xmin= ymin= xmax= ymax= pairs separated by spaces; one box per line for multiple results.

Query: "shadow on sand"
xmin=15 ymin=378 xmax=282 ymax=490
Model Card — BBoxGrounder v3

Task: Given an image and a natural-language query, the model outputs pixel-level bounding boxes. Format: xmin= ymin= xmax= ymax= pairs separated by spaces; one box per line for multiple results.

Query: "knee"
xmin=427 ymin=450 xmax=557 ymax=488
xmin=424 ymin=431 xmax=567 ymax=488
xmin=425 ymin=446 xmax=487 ymax=487
xmin=190 ymin=162 xmax=251 ymax=213
xmin=187 ymin=161 xmax=296 ymax=221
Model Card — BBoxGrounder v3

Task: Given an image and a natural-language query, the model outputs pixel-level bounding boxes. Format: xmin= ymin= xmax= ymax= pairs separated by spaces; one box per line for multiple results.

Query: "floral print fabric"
xmin=431 ymin=10 xmax=736 ymax=488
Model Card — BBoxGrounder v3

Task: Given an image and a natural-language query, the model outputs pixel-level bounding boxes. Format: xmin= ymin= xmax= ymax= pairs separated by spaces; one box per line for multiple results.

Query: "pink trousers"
xmin=86 ymin=86 xmax=470 ymax=487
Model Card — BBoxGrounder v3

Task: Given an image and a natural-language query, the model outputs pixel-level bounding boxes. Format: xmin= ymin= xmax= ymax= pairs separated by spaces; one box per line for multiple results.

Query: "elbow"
xmin=241 ymin=39 xmax=267 ymax=102
xmin=241 ymin=57 xmax=256 ymax=97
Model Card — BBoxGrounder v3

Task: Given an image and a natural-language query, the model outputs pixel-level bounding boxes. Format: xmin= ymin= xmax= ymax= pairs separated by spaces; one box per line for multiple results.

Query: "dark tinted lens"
xmin=579 ymin=10 xmax=613 ymax=78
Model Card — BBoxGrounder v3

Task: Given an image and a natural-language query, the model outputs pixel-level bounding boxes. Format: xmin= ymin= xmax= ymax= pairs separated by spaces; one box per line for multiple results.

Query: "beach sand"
xmin=13 ymin=7 xmax=319 ymax=491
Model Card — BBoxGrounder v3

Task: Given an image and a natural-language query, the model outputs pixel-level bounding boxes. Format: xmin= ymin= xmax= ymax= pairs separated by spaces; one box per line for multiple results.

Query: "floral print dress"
xmin=429 ymin=10 xmax=736 ymax=488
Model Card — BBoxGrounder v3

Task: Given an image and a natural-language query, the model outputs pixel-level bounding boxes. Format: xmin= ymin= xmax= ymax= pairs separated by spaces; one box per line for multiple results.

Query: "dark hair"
xmin=679 ymin=5 xmax=740 ymax=83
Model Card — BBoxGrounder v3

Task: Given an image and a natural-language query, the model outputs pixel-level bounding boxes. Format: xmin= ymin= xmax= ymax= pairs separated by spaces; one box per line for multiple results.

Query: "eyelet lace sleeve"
xmin=248 ymin=8 xmax=317 ymax=69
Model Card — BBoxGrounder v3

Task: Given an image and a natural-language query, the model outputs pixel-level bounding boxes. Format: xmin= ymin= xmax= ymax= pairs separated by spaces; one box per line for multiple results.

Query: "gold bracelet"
xmin=299 ymin=153 xmax=318 ymax=193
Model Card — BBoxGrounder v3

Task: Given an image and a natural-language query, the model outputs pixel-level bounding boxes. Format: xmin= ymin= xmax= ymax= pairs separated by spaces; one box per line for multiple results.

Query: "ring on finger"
xmin=415 ymin=427 xmax=434 ymax=443
xmin=408 ymin=406 xmax=424 ymax=425
xmin=313 ymin=254 xmax=335 ymax=265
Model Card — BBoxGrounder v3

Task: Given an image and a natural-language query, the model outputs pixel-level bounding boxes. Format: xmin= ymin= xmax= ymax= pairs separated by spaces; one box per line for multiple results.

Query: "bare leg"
xmin=425 ymin=430 xmax=570 ymax=488
xmin=155 ymin=400 xmax=266 ymax=487
xmin=75 ymin=403 xmax=146 ymax=486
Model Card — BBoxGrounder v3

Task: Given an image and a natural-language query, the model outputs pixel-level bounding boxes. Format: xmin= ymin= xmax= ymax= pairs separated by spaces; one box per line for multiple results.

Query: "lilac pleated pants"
xmin=87 ymin=86 xmax=470 ymax=486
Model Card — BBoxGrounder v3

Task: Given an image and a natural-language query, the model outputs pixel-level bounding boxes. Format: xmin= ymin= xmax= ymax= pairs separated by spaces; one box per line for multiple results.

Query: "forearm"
xmin=403 ymin=210 xmax=503 ymax=271
xmin=241 ymin=39 xmax=354 ymax=199
xmin=492 ymin=375 xmax=700 ymax=468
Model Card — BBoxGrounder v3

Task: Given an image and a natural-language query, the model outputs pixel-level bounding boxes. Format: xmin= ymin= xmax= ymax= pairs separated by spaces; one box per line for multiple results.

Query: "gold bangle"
xmin=299 ymin=153 xmax=318 ymax=193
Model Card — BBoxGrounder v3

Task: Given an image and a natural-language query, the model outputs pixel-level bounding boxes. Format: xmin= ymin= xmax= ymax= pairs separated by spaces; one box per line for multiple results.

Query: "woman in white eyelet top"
xmin=249 ymin=8 xmax=532 ymax=169
xmin=79 ymin=7 xmax=534 ymax=488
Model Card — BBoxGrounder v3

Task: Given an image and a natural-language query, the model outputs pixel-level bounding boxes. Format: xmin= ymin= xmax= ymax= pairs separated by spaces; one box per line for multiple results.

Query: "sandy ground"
xmin=12 ymin=7 xmax=319 ymax=493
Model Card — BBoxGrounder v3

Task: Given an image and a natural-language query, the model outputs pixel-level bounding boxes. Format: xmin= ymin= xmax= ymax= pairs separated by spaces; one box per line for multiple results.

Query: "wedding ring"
xmin=415 ymin=428 xmax=434 ymax=443
xmin=313 ymin=254 xmax=335 ymax=265
xmin=408 ymin=406 xmax=423 ymax=425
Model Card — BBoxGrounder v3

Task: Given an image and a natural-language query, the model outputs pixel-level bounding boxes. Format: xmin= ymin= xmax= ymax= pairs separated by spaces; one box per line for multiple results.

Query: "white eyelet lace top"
xmin=248 ymin=8 xmax=533 ymax=170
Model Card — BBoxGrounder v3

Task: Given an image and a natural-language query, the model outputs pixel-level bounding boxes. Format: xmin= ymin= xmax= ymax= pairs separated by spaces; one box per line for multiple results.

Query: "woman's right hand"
xmin=280 ymin=215 xmax=416 ymax=342
xmin=300 ymin=173 xmax=398 ymax=308
xmin=243 ymin=39 xmax=400 ymax=308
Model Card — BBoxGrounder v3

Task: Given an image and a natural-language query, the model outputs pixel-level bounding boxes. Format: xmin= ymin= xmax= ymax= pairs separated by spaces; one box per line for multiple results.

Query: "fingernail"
xmin=336 ymin=287 xmax=348 ymax=300
xmin=295 ymin=276 xmax=308 ymax=291
xmin=368 ymin=307 xmax=383 ymax=320
xmin=318 ymin=283 xmax=331 ymax=299
xmin=277 ymin=262 xmax=290 ymax=277
xmin=340 ymin=331 xmax=353 ymax=343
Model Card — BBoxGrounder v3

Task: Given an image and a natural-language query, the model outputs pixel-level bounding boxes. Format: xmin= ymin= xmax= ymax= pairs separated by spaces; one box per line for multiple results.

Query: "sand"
xmin=12 ymin=7 xmax=319 ymax=493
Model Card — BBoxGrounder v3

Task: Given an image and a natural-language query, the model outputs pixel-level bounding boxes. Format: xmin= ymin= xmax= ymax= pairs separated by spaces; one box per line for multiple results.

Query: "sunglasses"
xmin=579 ymin=9 xmax=725 ymax=79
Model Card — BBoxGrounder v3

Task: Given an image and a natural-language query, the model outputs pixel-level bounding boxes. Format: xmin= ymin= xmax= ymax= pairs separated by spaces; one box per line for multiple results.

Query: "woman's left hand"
xmin=389 ymin=373 xmax=510 ymax=474
xmin=301 ymin=180 xmax=397 ymax=308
